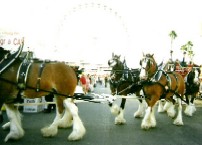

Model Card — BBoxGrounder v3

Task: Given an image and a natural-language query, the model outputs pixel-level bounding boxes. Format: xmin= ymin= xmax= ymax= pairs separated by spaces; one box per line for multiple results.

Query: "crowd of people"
xmin=79 ymin=72 xmax=109 ymax=94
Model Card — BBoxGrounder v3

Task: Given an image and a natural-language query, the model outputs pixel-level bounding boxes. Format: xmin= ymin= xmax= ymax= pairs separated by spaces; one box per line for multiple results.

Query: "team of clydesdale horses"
xmin=0 ymin=43 xmax=201 ymax=142
xmin=108 ymin=53 xmax=201 ymax=129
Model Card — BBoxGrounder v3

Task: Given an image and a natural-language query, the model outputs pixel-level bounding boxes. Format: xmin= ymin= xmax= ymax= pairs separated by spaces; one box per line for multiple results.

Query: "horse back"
xmin=167 ymin=71 xmax=185 ymax=95
xmin=23 ymin=62 xmax=77 ymax=98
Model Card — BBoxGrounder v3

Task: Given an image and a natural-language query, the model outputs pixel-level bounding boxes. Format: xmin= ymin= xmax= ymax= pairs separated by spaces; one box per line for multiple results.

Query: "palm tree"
xmin=186 ymin=41 xmax=194 ymax=62
xmin=180 ymin=44 xmax=187 ymax=64
xmin=169 ymin=30 xmax=177 ymax=60
xmin=180 ymin=41 xmax=194 ymax=63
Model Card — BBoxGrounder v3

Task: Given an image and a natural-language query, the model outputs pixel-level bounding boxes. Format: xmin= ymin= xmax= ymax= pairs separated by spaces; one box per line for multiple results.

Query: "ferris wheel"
xmin=56 ymin=2 xmax=130 ymax=64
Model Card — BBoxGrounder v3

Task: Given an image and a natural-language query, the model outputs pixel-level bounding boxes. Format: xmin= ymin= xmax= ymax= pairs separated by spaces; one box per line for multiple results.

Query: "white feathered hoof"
xmin=184 ymin=105 xmax=196 ymax=117
xmin=41 ymin=125 xmax=58 ymax=137
xmin=4 ymin=129 xmax=24 ymax=142
xmin=141 ymin=123 xmax=151 ymax=130
xmin=110 ymin=104 xmax=120 ymax=115
xmin=134 ymin=111 xmax=144 ymax=118
xmin=68 ymin=126 xmax=86 ymax=141
xmin=115 ymin=116 xmax=126 ymax=125
xmin=173 ymin=119 xmax=184 ymax=126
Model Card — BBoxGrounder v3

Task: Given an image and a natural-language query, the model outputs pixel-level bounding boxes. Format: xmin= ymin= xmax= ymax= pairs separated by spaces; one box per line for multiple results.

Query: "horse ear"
xmin=151 ymin=54 xmax=154 ymax=57
xmin=142 ymin=52 xmax=145 ymax=56
xmin=112 ymin=52 xmax=114 ymax=57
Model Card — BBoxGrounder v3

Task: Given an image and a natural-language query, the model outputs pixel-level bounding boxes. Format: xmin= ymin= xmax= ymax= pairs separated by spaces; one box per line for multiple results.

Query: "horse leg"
xmin=141 ymin=106 xmax=156 ymax=129
xmin=173 ymin=98 xmax=183 ymax=125
xmin=115 ymin=98 xmax=126 ymax=124
xmin=41 ymin=97 xmax=64 ymax=137
xmin=57 ymin=99 xmax=73 ymax=128
xmin=134 ymin=98 xmax=146 ymax=118
xmin=141 ymin=95 xmax=158 ymax=130
xmin=157 ymin=100 xmax=164 ymax=113
xmin=190 ymin=94 xmax=196 ymax=113
xmin=63 ymin=99 xmax=86 ymax=141
xmin=110 ymin=98 xmax=126 ymax=125
xmin=163 ymin=96 xmax=176 ymax=118
xmin=184 ymin=94 xmax=196 ymax=116
xmin=3 ymin=104 xmax=24 ymax=142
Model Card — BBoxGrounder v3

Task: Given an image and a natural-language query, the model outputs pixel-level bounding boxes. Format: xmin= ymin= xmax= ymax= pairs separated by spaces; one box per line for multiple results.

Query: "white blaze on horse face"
xmin=140 ymin=59 xmax=148 ymax=79
xmin=108 ymin=59 xmax=117 ymax=67
xmin=194 ymin=69 xmax=199 ymax=83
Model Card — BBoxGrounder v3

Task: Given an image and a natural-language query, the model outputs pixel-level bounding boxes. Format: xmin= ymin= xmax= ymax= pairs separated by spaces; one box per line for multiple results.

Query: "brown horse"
xmin=162 ymin=60 xmax=201 ymax=116
xmin=139 ymin=53 xmax=185 ymax=129
xmin=0 ymin=44 xmax=85 ymax=142
xmin=108 ymin=53 xmax=144 ymax=125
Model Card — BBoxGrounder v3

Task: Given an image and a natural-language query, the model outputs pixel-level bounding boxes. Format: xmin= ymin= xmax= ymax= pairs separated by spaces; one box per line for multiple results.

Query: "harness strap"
xmin=172 ymin=73 xmax=179 ymax=92
xmin=17 ymin=61 xmax=32 ymax=89
xmin=36 ymin=62 xmax=45 ymax=92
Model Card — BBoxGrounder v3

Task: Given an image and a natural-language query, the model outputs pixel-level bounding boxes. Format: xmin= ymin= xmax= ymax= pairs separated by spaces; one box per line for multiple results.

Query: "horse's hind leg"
xmin=41 ymin=97 xmax=64 ymax=137
xmin=173 ymin=98 xmax=183 ymax=126
xmin=157 ymin=100 xmax=164 ymax=113
xmin=57 ymin=99 xmax=73 ymax=128
xmin=64 ymin=99 xmax=86 ymax=141
xmin=134 ymin=98 xmax=146 ymax=118
xmin=3 ymin=104 xmax=24 ymax=142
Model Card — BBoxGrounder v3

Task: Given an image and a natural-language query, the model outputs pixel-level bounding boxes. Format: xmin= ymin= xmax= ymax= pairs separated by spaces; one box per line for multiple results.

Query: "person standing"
xmin=80 ymin=73 xmax=87 ymax=94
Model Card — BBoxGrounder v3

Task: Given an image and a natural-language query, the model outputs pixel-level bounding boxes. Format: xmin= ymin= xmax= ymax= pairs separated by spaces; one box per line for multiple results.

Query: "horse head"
xmin=108 ymin=53 xmax=123 ymax=70
xmin=187 ymin=66 xmax=201 ymax=85
xmin=139 ymin=53 xmax=157 ymax=80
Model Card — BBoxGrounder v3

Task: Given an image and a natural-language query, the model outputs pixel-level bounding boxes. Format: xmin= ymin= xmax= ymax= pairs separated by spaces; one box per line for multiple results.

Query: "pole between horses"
xmin=13 ymin=93 xmax=145 ymax=107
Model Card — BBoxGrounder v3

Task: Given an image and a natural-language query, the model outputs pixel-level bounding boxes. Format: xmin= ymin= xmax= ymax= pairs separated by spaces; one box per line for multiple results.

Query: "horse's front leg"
xmin=109 ymin=98 xmax=126 ymax=125
xmin=173 ymin=98 xmax=183 ymax=125
xmin=141 ymin=97 xmax=157 ymax=130
xmin=3 ymin=104 xmax=24 ymax=142
xmin=184 ymin=94 xmax=196 ymax=116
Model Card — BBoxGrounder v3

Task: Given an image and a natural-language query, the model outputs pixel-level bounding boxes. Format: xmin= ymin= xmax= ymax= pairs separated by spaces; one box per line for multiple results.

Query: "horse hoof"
xmin=68 ymin=127 xmax=86 ymax=141
xmin=173 ymin=120 xmax=183 ymax=126
xmin=141 ymin=125 xmax=151 ymax=130
xmin=4 ymin=129 xmax=24 ymax=142
xmin=134 ymin=112 xmax=144 ymax=118
xmin=41 ymin=126 xmax=58 ymax=137
xmin=115 ymin=117 xmax=126 ymax=125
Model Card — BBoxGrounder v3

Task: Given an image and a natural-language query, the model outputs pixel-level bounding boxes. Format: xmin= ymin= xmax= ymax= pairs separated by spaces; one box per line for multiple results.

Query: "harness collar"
xmin=0 ymin=44 xmax=23 ymax=74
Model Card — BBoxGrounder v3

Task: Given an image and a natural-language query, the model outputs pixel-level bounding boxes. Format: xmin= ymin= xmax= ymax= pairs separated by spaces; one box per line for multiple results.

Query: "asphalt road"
xmin=1 ymin=83 xmax=202 ymax=145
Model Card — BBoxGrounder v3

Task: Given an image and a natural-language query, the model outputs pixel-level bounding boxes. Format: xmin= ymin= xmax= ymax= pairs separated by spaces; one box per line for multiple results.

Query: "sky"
xmin=0 ymin=0 xmax=202 ymax=68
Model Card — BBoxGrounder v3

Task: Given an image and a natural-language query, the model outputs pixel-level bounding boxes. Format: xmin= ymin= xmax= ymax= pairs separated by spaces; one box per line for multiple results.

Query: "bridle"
xmin=140 ymin=55 xmax=158 ymax=80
